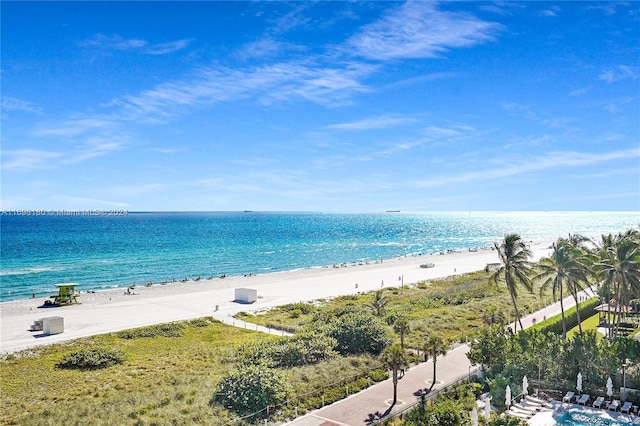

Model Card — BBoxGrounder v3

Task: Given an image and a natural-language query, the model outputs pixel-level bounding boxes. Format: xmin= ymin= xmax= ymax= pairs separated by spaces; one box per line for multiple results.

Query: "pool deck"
xmin=528 ymin=400 xmax=640 ymax=426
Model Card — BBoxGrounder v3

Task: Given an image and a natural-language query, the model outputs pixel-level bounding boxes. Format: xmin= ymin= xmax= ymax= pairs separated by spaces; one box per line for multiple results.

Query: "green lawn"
xmin=566 ymin=313 xmax=602 ymax=340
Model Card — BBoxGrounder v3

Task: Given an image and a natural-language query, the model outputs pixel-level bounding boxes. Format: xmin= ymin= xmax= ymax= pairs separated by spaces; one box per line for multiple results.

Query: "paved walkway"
xmin=285 ymin=290 xmax=595 ymax=426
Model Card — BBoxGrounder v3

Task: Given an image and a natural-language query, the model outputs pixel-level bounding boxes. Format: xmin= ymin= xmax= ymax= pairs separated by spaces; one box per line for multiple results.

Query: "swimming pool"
xmin=556 ymin=410 xmax=634 ymax=426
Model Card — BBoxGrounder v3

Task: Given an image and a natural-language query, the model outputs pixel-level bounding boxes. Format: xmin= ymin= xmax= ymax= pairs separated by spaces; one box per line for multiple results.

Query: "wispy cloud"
xmin=2 ymin=133 xmax=125 ymax=171
xmin=568 ymin=86 xmax=592 ymax=97
xmin=80 ymin=34 xmax=146 ymax=50
xmin=1 ymin=96 xmax=42 ymax=114
xmin=415 ymin=148 xmax=640 ymax=188
xmin=326 ymin=115 xmax=416 ymax=131
xmin=599 ymin=65 xmax=638 ymax=83
xmin=540 ymin=5 xmax=561 ymax=17
xmin=147 ymin=39 xmax=192 ymax=55
xmin=1 ymin=149 xmax=62 ymax=171
xmin=347 ymin=2 xmax=500 ymax=60
xmin=79 ymin=33 xmax=191 ymax=55
xmin=32 ymin=118 xmax=116 ymax=138
xmin=108 ymin=60 xmax=373 ymax=123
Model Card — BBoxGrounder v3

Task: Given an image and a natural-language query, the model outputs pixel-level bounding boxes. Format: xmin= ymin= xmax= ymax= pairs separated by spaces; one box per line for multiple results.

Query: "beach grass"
xmin=0 ymin=317 xmax=388 ymax=425
xmin=241 ymin=271 xmax=551 ymax=347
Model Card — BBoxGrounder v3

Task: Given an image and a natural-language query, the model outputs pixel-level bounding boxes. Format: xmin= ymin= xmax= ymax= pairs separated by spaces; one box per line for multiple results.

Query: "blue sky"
xmin=1 ymin=1 xmax=638 ymax=212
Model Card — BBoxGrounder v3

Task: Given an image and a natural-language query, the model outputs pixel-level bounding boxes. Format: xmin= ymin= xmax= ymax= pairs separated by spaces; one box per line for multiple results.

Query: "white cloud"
xmin=347 ymin=2 xmax=500 ymax=60
xmin=1 ymin=96 xmax=42 ymax=114
xmin=1 ymin=149 xmax=62 ymax=171
xmin=80 ymin=34 xmax=147 ymax=50
xmin=326 ymin=115 xmax=416 ymax=131
xmin=568 ymin=86 xmax=592 ymax=97
xmin=599 ymin=65 xmax=638 ymax=83
xmin=414 ymin=148 xmax=640 ymax=188
xmin=146 ymin=39 xmax=192 ymax=55
xmin=80 ymin=33 xmax=190 ymax=55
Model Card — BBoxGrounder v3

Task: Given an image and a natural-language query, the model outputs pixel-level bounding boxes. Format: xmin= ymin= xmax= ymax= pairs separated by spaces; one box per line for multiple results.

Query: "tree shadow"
xmin=364 ymin=404 xmax=394 ymax=425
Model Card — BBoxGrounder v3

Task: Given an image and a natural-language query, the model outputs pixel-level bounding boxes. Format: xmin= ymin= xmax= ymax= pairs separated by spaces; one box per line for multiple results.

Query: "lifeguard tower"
xmin=49 ymin=283 xmax=79 ymax=305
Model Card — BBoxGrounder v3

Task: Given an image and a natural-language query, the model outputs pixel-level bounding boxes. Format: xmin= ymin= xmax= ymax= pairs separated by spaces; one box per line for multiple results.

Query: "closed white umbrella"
xmin=470 ymin=407 xmax=478 ymax=426
xmin=506 ymin=385 xmax=512 ymax=407
xmin=606 ymin=377 xmax=613 ymax=399
xmin=484 ymin=395 xmax=491 ymax=419
xmin=522 ymin=376 xmax=529 ymax=396
xmin=577 ymin=372 xmax=583 ymax=394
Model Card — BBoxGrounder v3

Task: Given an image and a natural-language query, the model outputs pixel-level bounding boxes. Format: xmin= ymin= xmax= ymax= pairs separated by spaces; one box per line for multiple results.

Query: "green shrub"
xmin=532 ymin=297 xmax=600 ymax=335
xmin=56 ymin=348 xmax=127 ymax=370
xmin=322 ymin=311 xmax=391 ymax=356
xmin=118 ymin=323 xmax=185 ymax=339
xmin=213 ymin=365 xmax=290 ymax=417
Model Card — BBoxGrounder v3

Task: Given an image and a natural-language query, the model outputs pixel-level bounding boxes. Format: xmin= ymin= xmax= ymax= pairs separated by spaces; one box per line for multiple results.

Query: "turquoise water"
xmin=557 ymin=410 xmax=634 ymax=426
xmin=1 ymin=211 xmax=638 ymax=302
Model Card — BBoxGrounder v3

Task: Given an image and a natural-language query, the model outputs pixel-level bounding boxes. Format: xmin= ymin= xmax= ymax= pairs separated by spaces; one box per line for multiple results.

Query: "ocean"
xmin=1 ymin=211 xmax=638 ymax=302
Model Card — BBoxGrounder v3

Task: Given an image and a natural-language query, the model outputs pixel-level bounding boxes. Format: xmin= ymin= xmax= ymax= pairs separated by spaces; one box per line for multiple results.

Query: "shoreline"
xmin=0 ymin=240 xmax=553 ymax=354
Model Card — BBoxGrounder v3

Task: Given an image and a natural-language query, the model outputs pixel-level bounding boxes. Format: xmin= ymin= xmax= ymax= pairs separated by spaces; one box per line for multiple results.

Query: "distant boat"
xmin=243 ymin=210 xmax=253 ymax=213
xmin=386 ymin=210 xmax=400 ymax=213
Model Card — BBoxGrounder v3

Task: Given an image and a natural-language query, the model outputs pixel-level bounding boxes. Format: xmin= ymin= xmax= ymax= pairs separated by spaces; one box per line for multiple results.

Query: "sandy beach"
xmin=0 ymin=240 xmax=553 ymax=354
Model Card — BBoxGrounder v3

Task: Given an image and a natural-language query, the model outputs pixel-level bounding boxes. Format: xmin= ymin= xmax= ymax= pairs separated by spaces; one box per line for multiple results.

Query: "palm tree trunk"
xmin=560 ymin=285 xmax=567 ymax=339
xmin=392 ymin=368 xmax=398 ymax=404
xmin=431 ymin=359 xmax=437 ymax=390
xmin=573 ymin=291 xmax=583 ymax=335
xmin=509 ymin=290 xmax=522 ymax=333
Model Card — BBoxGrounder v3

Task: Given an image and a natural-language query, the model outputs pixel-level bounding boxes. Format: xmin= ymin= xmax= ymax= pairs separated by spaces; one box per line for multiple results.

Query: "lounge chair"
xmin=526 ymin=395 xmax=549 ymax=406
xmin=511 ymin=404 xmax=538 ymax=415
xmin=563 ymin=391 xmax=576 ymax=403
xmin=593 ymin=396 xmax=605 ymax=408
xmin=506 ymin=409 xmax=532 ymax=420
xmin=621 ymin=401 xmax=632 ymax=413
xmin=608 ymin=400 xmax=620 ymax=411
xmin=577 ymin=394 xmax=590 ymax=405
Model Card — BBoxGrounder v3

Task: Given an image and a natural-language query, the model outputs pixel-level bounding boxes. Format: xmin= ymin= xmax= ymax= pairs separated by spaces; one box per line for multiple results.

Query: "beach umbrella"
xmin=606 ymin=377 xmax=613 ymax=399
xmin=505 ymin=385 xmax=512 ymax=407
xmin=577 ymin=372 xmax=583 ymax=394
xmin=470 ymin=407 xmax=478 ymax=426
xmin=522 ymin=376 xmax=529 ymax=396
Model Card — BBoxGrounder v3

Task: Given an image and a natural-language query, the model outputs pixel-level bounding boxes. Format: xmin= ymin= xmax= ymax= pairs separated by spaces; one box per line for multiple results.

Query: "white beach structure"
xmin=234 ymin=288 xmax=257 ymax=304
xmin=43 ymin=316 xmax=64 ymax=335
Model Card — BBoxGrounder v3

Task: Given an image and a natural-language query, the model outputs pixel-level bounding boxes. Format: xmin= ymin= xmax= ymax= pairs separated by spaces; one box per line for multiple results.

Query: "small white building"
xmin=43 ymin=316 xmax=64 ymax=335
xmin=234 ymin=288 xmax=257 ymax=304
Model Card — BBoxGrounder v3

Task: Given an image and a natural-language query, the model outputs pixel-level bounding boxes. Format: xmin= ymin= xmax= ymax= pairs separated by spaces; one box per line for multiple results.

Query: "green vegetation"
xmin=214 ymin=365 xmax=291 ymax=418
xmin=2 ymin=229 xmax=638 ymax=425
xmin=56 ymin=347 xmax=127 ymax=370
xmin=243 ymin=270 xmax=549 ymax=349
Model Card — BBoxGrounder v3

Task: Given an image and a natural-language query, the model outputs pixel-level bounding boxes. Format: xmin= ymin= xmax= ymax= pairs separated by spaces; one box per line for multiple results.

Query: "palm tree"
xmin=423 ymin=335 xmax=448 ymax=390
xmin=393 ymin=317 xmax=410 ymax=349
xmin=489 ymin=234 xmax=534 ymax=333
xmin=381 ymin=344 xmax=408 ymax=405
xmin=366 ymin=290 xmax=389 ymax=317
xmin=595 ymin=230 xmax=640 ymax=339
xmin=534 ymin=237 xmax=594 ymax=338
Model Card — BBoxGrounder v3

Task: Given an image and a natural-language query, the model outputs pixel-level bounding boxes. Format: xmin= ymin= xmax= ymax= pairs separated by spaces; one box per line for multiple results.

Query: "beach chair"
xmin=592 ymin=396 xmax=605 ymax=408
xmin=526 ymin=395 xmax=549 ymax=406
xmin=506 ymin=409 xmax=532 ymax=420
xmin=563 ymin=391 xmax=575 ymax=403
xmin=608 ymin=400 xmax=620 ymax=411
xmin=577 ymin=394 xmax=590 ymax=405
xmin=512 ymin=403 xmax=538 ymax=414
xmin=621 ymin=401 xmax=632 ymax=414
